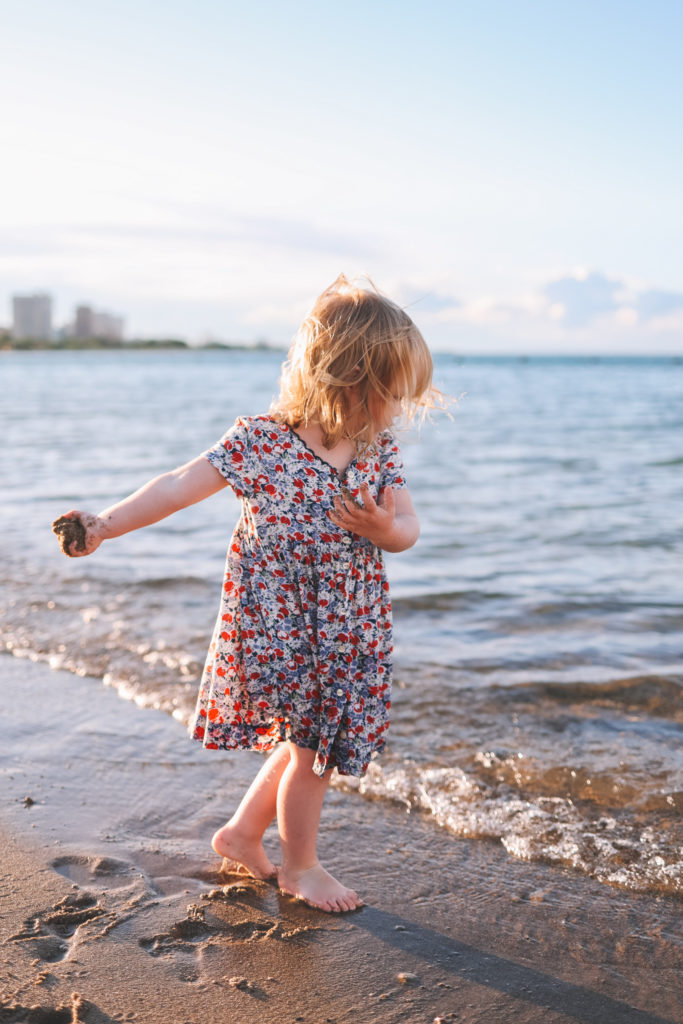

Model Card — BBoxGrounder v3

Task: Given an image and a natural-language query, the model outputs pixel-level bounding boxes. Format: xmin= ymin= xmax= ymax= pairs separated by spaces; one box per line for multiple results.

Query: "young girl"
xmin=53 ymin=274 xmax=435 ymax=913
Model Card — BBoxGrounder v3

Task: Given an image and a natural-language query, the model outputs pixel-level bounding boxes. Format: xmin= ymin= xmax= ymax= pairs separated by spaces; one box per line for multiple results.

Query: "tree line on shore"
xmin=2 ymin=337 xmax=282 ymax=352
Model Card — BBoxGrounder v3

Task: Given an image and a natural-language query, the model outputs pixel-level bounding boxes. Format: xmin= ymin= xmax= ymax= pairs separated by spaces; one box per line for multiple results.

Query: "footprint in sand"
xmin=138 ymin=893 xmax=320 ymax=987
xmin=51 ymin=854 xmax=136 ymax=890
xmin=0 ymin=992 xmax=118 ymax=1023
xmin=0 ymin=1005 xmax=73 ymax=1024
xmin=8 ymin=892 xmax=105 ymax=964
xmin=138 ymin=908 xmax=271 ymax=992
xmin=138 ymin=901 xmax=277 ymax=957
xmin=11 ymin=853 xmax=134 ymax=961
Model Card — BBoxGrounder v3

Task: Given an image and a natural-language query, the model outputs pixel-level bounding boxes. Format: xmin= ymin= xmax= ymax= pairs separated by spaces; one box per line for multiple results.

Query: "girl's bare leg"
xmin=212 ymin=742 xmax=291 ymax=879
xmin=276 ymin=743 xmax=363 ymax=912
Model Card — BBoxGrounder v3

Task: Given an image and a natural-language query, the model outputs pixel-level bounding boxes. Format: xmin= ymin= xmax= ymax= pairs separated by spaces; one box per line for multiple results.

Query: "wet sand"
xmin=1 ymin=656 xmax=680 ymax=1024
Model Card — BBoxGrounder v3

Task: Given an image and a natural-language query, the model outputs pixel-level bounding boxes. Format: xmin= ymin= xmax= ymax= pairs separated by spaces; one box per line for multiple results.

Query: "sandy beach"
xmin=0 ymin=656 xmax=680 ymax=1023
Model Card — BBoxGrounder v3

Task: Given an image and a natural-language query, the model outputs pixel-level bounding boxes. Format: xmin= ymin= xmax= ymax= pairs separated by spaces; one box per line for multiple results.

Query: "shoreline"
xmin=1 ymin=655 xmax=680 ymax=1024
xmin=3 ymin=347 xmax=682 ymax=362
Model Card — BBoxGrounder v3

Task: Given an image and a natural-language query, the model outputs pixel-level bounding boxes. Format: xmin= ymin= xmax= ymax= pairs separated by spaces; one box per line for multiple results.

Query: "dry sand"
xmin=0 ymin=655 xmax=680 ymax=1024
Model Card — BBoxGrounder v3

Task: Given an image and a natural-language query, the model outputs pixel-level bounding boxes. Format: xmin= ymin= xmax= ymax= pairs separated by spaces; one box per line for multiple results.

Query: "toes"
xmin=278 ymin=870 xmax=362 ymax=914
xmin=340 ymin=890 xmax=356 ymax=909
xmin=325 ymin=890 xmax=361 ymax=913
xmin=331 ymin=892 xmax=360 ymax=912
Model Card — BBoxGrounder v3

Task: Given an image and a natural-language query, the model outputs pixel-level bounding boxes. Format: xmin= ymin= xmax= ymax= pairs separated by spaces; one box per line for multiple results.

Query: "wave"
xmin=393 ymin=589 xmax=511 ymax=612
xmin=649 ymin=456 xmax=683 ymax=466
xmin=338 ymin=760 xmax=682 ymax=898
xmin=127 ymin=575 xmax=214 ymax=592
xmin=514 ymin=674 xmax=683 ymax=720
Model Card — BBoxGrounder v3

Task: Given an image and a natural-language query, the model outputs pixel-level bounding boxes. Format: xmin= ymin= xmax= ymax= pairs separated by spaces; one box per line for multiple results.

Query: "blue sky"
xmin=2 ymin=0 xmax=682 ymax=351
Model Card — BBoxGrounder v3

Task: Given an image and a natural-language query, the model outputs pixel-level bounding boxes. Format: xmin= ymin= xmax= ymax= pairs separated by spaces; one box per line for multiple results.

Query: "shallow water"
xmin=2 ymin=349 xmax=681 ymax=895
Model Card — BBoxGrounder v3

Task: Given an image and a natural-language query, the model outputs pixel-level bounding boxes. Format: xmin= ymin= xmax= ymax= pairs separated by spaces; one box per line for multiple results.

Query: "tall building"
xmin=74 ymin=305 xmax=95 ymax=340
xmin=92 ymin=311 xmax=124 ymax=341
xmin=73 ymin=305 xmax=124 ymax=341
xmin=12 ymin=292 xmax=53 ymax=340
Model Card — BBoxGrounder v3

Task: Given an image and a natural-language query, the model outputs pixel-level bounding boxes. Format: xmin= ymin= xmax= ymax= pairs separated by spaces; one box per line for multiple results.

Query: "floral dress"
xmin=189 ymin=415 xmax=407 ymax=777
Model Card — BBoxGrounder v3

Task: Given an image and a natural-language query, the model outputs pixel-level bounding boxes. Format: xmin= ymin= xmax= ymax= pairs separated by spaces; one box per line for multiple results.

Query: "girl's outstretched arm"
xmin=54 ymin=456 xmax=228 ymax=557
xmin=328 ymin=485 xmax=419 ymax=553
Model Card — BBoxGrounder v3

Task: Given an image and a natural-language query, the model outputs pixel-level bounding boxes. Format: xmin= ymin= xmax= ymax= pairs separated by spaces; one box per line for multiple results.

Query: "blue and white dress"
xmin=190 ymin=415 xmax=407 ymax=777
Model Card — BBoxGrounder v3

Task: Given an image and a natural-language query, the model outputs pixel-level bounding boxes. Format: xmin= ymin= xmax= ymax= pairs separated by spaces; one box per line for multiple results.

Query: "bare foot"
xmin=211 ymin=825 xmax=277 ymax=881
xmin=278 ymin=862 xmax=363 ymax=913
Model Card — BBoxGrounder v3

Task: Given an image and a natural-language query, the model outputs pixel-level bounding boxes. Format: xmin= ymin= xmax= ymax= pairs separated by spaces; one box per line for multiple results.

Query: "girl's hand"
xmin=328 ymin=484 xmax=420 ymax=552
xmin=330 ymin=484 xmax=395 ymax=546
xmin=52 ymin=511 xmax=105 ymax=558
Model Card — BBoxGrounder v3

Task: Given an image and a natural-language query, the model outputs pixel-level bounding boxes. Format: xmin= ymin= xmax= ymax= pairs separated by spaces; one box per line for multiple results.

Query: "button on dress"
xmin=189 ymin=415 xmax=407 ymax=777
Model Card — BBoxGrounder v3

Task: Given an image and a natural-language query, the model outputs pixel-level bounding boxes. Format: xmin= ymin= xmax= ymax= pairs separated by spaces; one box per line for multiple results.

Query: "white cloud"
xmin=635 ymin=289 xmax=683 ymax=322
xmin=401 ymin=270 xmax=683 ymax=353
xmin=614 ymin=307 xmax=639 ymax=327
xmin=541 ymin=270 xmax=622 ymax=327
xmin=393 ymin=282 xmax=461 ymax=315
xmin=646 ymin=309 xmax=683 ymax=333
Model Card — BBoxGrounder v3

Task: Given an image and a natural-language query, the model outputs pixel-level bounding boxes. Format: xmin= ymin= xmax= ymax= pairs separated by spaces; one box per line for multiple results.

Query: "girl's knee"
xmin=287 ymin=743 xmax=331 ymax=779
xmin=287 ymin=742 xmax=316 ymax=767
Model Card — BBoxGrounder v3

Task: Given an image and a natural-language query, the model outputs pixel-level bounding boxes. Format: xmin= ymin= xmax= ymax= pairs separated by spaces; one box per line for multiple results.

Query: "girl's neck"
xmin=290 ymin=420 xmax=361 ymax=474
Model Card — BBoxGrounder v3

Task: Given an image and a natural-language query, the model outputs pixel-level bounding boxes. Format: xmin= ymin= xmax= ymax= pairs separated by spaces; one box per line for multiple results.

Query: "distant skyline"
xmin=2 ymin=0 xmax=682 ymax=353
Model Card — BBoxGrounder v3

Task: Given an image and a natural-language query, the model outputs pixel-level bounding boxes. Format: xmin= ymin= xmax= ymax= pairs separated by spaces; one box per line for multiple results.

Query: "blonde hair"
xmin=271 ymin=274 xmax=437 ymax=448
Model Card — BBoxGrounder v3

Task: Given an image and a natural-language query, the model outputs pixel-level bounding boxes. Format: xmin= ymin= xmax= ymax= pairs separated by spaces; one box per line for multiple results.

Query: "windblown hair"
xmin=271 ymin=274 xmax=437 ymax=449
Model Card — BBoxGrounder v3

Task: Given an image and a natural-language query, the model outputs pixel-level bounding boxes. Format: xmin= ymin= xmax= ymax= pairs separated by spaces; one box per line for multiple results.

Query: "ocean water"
xmin=2 ymin=349 xmax=682 ymax=896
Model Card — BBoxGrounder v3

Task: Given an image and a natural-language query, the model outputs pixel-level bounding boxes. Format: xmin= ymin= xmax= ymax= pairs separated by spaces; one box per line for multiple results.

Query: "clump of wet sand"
xmin=52 ymin=515 xmax=87 ymax=556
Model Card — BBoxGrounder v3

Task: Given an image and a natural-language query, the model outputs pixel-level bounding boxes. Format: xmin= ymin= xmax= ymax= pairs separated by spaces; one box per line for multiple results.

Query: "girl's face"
xmin=368 ymin=391 xmax=402 ymax=433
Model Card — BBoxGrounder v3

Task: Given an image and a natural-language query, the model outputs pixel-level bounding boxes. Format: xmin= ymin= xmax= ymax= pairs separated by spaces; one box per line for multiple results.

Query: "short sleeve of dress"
xmin=377 ymin=433 xmax=408 ymax=491
xmin=203 ymin=417 xmax=255 ymax=499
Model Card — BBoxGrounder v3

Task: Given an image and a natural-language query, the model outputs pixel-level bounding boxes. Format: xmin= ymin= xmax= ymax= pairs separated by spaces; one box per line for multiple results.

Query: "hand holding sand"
xmin=330 ymin=483 xmax=395 ymax=541
xmin=52 ymin=511 xmax=104 ymax=557
xmin=328 ymin=484 xmax=418 ymax=553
